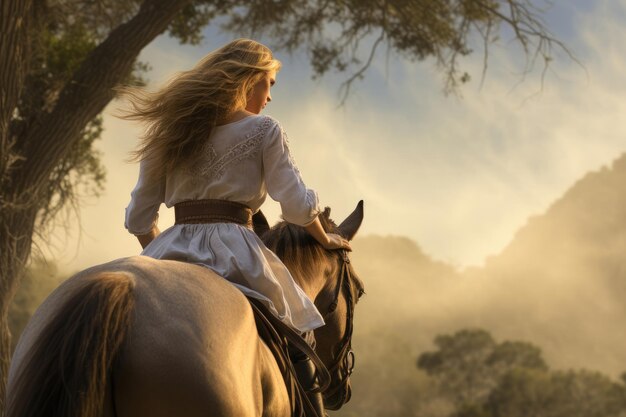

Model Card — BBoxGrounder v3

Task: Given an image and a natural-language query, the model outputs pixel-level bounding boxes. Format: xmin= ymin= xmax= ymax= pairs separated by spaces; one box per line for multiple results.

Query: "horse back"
xmin=8 ymin=256 xmax=289 ymax=417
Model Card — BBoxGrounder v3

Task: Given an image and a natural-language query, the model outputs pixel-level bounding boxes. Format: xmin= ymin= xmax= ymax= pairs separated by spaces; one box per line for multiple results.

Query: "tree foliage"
xmin=11 ymin=0 xmax=223 ymax=234
xmin=455 ymin=369 xmax=626 ymax=417
xmin=417 ymin=329 xmax=547 ymax=406
xmin=8 ymin=260 xmax=65 ymax=352
xmin=419 ymin=329 xmax=626 ymax=417
xmin=226 ymin=0 xmax=571 ymax=101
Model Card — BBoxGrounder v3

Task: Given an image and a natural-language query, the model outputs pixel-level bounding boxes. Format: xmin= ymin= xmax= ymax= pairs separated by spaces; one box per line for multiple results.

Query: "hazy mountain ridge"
xmin=340 ymin=154 xmax=626 ymax=416
xmin=485 ymin=153 xmax=626 ymax=271
xmin=472 ymin=153 xmax=626 ymax=372
xmin=353 ymin=155 xmax=626 ymax=373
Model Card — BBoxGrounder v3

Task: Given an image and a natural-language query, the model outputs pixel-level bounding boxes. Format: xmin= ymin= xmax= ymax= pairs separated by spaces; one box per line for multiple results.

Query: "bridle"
xmin=320 ymin=249 xmax=359 ymax=408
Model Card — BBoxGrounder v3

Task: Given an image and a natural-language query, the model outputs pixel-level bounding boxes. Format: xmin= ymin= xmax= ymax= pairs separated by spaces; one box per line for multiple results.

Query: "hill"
xmin=339 ymin=154 xmax=626 ymax=416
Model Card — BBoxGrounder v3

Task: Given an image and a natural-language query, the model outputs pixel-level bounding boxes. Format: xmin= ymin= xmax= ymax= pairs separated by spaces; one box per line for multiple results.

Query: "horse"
xmin=6 ymin=201 xmax=365 ymax=417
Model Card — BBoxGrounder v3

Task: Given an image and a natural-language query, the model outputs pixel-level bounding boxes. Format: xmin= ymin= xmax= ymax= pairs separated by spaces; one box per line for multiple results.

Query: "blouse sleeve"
xmin=262 ymin=120 xmax=320 ymax=226
xmin=124 ymin=158 xmax=165 ymax=235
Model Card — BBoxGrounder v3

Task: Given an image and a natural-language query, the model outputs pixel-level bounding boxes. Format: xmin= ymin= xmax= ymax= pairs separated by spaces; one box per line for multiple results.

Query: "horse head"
xmin=263 ymin=200 xmax=365 ymax=410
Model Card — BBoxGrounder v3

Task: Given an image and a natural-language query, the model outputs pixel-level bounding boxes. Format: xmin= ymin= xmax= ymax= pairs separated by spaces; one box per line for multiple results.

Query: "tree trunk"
xmin=0 ymin=310 xmax=11 ymax=413
xmin=0 ymin=0 xmax=34 ymax=410
xmin=0 ymin=0 xmax=32 ymax=161
xmin=0 ymin=208 xmax=37 ymax=412
xmin=0 ymin=0 xmax=192 ymax=412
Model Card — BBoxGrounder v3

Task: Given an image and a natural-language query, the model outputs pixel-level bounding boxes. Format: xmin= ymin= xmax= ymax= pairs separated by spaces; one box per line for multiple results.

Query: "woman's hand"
xmin=304 ymin=217 xmax=352 ymax=251
xmin=323 ymin=233 xmax=352 ymax=251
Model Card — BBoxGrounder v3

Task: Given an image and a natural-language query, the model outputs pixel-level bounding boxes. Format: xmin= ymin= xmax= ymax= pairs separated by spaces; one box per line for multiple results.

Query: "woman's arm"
xmin=125 ymin=158 xmax=165 ymax=248
xmin=136 ymin=224 xmax=160 ymax=249
xmin=262 ymin=119 xmax=350 ymax=251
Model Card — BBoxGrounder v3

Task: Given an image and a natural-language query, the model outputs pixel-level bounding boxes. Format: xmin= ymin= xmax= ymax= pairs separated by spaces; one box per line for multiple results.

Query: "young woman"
xmin=121 ymin=38 xmax=349 ymax=344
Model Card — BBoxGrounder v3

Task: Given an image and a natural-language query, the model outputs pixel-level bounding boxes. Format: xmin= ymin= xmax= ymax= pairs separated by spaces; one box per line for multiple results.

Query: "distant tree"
xmin=1 ymin=0 xmax=570 ymax=408
xmin=454 ymin=369 xmax=626 ymax=417
xmin=8 ymin=260 xmax=66 ymax=352
xmin=419 ymin=329 xmax=626 ymax=417
xmin=417 ymin=329 xmax=546 ymax=406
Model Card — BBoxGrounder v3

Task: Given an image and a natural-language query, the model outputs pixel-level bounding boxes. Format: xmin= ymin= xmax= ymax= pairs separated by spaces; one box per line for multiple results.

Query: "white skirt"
xmin=141 ymin=223 xmax=325 ymax=333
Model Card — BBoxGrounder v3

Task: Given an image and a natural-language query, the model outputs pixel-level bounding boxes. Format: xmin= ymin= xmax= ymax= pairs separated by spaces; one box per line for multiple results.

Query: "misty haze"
xmin=5 ymin=0 xmax=626 ymax=416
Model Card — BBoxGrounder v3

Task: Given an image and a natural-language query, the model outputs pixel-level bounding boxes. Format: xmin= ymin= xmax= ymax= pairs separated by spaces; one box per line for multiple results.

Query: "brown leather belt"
xmin=174 ymin=199 xmax=253 ymax=229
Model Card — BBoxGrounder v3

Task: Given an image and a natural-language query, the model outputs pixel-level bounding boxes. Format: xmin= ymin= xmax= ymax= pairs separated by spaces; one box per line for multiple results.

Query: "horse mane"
xmin=262 ymin=208 xmax=365 ymax=300
xmin=262 ymin=208 xmax=337 ymax=282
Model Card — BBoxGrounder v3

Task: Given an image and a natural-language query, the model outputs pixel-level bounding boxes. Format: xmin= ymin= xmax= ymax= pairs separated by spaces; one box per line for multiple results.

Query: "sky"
xmin=51 ymin=0 xmax=626 ymax=271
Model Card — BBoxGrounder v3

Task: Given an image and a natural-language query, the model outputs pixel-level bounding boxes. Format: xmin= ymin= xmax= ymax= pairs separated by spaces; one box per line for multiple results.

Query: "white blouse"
xmin=124 ymin=115 xmax=325 ymax=332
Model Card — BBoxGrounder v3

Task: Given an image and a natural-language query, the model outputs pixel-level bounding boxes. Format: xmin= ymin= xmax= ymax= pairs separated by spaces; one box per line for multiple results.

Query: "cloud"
xmin=276 ymin=0 xmax=626 ymax=266
xmin=56 ymin=1 xmax=626 ymax=271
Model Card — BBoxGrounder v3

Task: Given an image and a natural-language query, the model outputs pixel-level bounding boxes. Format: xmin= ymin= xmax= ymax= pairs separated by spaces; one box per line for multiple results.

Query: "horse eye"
xmin=357 ymin=289 xmax=365 ymax=299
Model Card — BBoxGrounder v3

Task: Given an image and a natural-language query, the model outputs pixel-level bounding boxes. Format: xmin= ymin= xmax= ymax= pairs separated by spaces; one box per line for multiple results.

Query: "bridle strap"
xmin=321 ymin=250 xmax=356 ymax=402
xmin=326 ymin=251 xmax=349 ymax=315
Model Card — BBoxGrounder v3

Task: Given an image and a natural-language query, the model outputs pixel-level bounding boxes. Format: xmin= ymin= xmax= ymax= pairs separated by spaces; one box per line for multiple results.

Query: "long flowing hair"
xmin=116 ymin=38 xmax=281 ymax=181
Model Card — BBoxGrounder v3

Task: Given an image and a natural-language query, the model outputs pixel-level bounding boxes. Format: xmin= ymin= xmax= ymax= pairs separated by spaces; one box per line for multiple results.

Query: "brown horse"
xmin=6 ymin=202 xmax=364 ymax=417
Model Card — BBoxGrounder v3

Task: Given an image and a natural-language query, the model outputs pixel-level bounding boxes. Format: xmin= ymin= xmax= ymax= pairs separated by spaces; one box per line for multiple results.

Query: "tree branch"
xmin=16 ymin=0 xmax=193 ymax=198
xmin=476 ymin=0 xmax=581 ymax=76
xmin=0 ymin=0 xmax=33 ymax=202
xmin=338 ymin=29 xmax=386 ymax=106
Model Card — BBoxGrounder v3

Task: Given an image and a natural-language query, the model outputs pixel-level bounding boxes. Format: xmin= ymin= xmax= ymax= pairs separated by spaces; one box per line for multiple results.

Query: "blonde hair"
xmin=117 ymin=38 xmax=281 ymax=180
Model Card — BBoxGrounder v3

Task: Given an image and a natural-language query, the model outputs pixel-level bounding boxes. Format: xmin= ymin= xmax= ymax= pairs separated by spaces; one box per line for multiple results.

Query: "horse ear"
xmin=337 ymin=200 xmax=364 ymax=241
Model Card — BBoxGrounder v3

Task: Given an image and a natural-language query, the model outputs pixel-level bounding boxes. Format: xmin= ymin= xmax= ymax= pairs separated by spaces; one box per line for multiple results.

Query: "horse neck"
xmin=261 ymin=222 xmax=336 ymax=304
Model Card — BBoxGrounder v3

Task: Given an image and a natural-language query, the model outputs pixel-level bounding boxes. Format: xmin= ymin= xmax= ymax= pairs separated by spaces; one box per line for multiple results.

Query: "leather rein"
xmin=320 ymin=249 xmax=358 ymax=407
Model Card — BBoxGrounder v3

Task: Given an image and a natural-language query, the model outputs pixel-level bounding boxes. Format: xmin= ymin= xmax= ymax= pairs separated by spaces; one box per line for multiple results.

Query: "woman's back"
xmin=126 ymin=114 xmax=319 ymax=234
xmin=125 ymin=112 xmax=325 ymax=333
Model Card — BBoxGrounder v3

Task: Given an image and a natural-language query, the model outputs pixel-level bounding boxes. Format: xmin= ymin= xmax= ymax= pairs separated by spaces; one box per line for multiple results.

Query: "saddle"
xmin=247 ymin=297 xmax=330 ymax=417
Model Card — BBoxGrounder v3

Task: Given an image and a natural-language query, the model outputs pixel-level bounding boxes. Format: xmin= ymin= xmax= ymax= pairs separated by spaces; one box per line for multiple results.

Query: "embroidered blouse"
xmin=124 ymin=114 xmax=325 ymax=333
